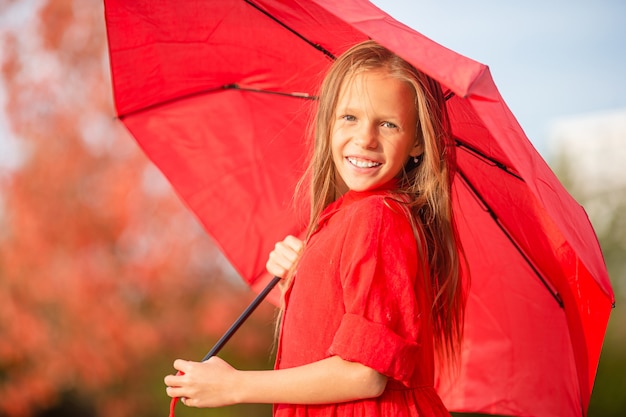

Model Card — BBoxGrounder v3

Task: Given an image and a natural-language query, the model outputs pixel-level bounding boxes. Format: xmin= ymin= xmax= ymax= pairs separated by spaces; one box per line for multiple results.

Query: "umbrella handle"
xmin=168 ymin=275 xmax=281 ymax=417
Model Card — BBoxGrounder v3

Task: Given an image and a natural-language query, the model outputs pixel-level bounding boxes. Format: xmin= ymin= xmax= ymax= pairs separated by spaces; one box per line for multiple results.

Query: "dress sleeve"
xmin=327 ymin=196 xmax=425 ymax=386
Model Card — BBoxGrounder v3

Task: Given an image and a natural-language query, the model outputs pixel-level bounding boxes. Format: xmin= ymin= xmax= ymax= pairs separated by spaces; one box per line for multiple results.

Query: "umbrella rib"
xmin=117 ymin=85 xmax=315 ymax=120
xmin=244 ymin=0 xmax=336 ymax=60
xmin=455 ymin=138 xmax=523 ymax=181
xmin=458 ymin=170 xmax=565 ymax=308
xmin=222 ymin=83 xmax=318 ymax=100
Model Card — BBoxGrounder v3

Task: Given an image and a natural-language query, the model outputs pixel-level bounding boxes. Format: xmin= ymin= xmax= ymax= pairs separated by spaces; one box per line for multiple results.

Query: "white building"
xmin=548 ymin=109 xmax=626 ymax=232
xmin=548 ymin=108 xmax=626 ymax=195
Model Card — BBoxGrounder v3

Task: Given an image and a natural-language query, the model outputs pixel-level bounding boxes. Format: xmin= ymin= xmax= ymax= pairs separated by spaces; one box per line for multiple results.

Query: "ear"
xmin=409 ymin=140 xmax=424 ymax=158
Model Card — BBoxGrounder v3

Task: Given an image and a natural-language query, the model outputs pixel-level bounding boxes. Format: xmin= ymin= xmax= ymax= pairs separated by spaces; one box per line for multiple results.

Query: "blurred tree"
xmin=0 ymin=1 xmax=276 ymax=416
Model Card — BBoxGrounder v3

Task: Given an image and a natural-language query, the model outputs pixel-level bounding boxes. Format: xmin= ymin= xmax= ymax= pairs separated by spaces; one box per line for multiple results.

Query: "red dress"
xmin=274 ymin=185 xmax=451 ymax=416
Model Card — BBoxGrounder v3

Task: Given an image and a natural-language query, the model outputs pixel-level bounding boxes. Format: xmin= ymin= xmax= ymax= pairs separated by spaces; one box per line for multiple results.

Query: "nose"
xmin=354 ymin=122 xmax=378 ymax=149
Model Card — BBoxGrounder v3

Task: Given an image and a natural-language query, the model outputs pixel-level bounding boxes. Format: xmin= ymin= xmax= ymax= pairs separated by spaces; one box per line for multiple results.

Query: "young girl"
xmin=165 ymin=40 xmax=466 ymax=416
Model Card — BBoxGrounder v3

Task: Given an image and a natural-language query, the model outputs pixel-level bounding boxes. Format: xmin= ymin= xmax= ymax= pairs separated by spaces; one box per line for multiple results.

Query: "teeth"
xmin=348 ymin=157 xmax=381 ymax=168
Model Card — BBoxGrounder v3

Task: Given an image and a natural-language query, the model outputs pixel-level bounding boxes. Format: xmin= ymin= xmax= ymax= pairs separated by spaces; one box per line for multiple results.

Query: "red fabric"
xmin=103 ymin=1 xmax=615 ymax=416
xmin=274 ymin=185 xmax=449 ymax=416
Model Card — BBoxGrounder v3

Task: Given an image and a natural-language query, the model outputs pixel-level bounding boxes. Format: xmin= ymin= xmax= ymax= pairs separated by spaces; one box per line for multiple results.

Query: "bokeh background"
xmin=0 ymin=1 xmax=623 ymax=416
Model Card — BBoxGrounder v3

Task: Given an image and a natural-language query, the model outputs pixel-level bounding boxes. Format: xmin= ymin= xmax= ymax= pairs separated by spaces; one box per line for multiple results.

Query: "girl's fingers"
xmin=173 ymin=359 xmax=192 ymax=373
xmin=164 ymin=375 xmax=191 ymax=400
xmin=267 ymin=252 xmax=294 ymax=277
xmin=282 ymin=235 xmax=304 ymax=254
xmin=164 ymin=370 xmax=183 ymax=387
xmin=274 ymin=242 xmax=297 ymax=262
xmin=266 ymin=236 xmax=304 ymax=278
xmin=164 ymin=357 xmax=238 ymax=408
xmin=274 ymin=236 xmax=304 ymax=264
xmin=164 ymin=360 xmax=193 ymax=392
xmin=165 ymin=385 xmax=185 ymax=398
xmin=266 ymin=258 xmax=288 ymax=278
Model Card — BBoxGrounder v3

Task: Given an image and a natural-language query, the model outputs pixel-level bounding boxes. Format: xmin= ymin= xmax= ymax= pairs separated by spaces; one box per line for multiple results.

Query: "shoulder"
xmin=347 ymin=193 xmax=412 ymax=223
xmin=342 ymin=193 xmax=415 ymax=239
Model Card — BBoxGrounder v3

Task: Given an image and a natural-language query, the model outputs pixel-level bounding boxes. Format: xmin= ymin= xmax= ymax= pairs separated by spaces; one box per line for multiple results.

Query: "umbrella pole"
xmin=202 ymin=275 xmax=282 ymax=361
xmin=169 ymin=275 xmax=281 ymax=417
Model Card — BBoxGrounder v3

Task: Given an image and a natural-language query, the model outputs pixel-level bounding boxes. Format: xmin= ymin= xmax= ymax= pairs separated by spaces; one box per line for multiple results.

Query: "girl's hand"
xmin=164 ymin=357 xmax=240 ymax=408
xmin=266 ymin=235 xmax=304 ymax=279
xmin=165 ymin=355 xmax=386 ymax=407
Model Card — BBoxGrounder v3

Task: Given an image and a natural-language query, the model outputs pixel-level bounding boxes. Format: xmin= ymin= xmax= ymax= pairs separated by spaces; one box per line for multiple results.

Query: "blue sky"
xmin=372 ymin=0 xmax=626 ymax=157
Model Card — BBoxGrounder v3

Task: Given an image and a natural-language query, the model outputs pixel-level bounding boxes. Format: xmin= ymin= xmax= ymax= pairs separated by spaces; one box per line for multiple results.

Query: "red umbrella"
xmin=103 ymin=1 xmax=614 ymax=416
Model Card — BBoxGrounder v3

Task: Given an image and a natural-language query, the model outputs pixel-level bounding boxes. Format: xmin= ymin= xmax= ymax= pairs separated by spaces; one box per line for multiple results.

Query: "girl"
xmin=165 ymin=40 xmax=466 ymax=416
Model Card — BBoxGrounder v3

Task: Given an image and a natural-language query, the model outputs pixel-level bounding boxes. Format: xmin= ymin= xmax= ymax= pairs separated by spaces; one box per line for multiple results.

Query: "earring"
xmin=413 ymin=156 xmax=419 ymax=163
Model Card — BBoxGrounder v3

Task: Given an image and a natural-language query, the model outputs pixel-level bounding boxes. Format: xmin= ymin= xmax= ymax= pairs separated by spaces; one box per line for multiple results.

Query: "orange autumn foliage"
xmin=0 ymin=1 xmax=276 ymax=416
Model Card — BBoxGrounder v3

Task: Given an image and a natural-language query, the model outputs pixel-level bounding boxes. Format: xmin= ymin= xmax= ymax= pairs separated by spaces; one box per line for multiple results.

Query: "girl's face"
xmin=331 ymin=69 xmax=422 ymax=194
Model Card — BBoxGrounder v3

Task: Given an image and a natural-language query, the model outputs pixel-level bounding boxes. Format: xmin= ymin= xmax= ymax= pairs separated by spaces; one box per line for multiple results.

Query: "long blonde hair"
xmin=294 ymin=40 xmax=466 ymax=364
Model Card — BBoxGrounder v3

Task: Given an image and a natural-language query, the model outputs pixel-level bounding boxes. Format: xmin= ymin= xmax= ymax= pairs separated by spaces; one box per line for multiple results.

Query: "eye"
xmin=381 ymin=121 xmax=399 ymax=129
xmin=341 ymin=114 xmax=357 ymax=122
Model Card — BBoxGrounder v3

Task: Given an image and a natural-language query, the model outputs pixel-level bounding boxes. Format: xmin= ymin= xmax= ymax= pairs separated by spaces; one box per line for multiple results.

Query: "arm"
xmin=164 ymin=355 xmax=388 ymax=408
xmin=165 ymin=234 xmax=388 ymax=408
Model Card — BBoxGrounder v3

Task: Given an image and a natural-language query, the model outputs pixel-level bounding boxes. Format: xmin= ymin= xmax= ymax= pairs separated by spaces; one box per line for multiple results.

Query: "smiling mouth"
xmin=347 ymin=157 xmax=381 ymax=168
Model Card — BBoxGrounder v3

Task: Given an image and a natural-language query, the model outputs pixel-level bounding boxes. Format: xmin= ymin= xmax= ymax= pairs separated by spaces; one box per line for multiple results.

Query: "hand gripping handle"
xmin=168 ymin=276 xmax=281 ymax=416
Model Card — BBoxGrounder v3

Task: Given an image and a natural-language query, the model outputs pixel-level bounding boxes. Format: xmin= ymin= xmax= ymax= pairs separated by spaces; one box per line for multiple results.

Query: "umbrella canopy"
xmin=104 ymin=1 xmax=614 ymax=416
